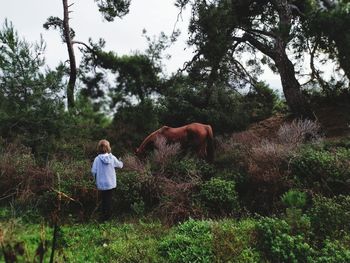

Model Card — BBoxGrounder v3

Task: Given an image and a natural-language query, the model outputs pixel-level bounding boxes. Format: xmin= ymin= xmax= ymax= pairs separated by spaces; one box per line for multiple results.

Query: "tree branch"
xmin=243 ymin=33 xmax=276 ymax=58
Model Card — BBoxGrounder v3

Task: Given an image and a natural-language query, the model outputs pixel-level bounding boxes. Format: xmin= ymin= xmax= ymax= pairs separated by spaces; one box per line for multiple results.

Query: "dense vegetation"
xmin=1 ymin=0 xmax=350 ymax=262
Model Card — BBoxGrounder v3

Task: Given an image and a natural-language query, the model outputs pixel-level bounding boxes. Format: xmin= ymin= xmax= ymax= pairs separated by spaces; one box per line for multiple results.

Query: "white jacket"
xmin=91 ymin=153 xmax=123 ymax=190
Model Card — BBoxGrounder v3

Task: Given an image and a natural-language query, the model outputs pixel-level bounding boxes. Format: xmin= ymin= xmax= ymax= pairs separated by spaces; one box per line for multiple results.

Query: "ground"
xmin=247 ymin=104 xmax=350 ymax=140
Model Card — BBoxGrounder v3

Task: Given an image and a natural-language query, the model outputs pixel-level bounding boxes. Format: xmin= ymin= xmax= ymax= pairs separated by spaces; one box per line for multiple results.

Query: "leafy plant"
xmin=308 ymin=195 xmax=350 ymax=240
xmin=315 ymin=239 xmax=350 ymax=263
xmin=281 ymin=189 xmax=307 ymax=209
xmin=291 ymin=147 xmax=350 ymax=194
xmin=211 ymin=219 xmax=261 ymax=263
xmin=256 ymin=217 xmax=315 ymax=263
xmin=196 ymin=178 xmax=240 ymax=215
xmin=158 ymin=219 xmax=214 ymax=263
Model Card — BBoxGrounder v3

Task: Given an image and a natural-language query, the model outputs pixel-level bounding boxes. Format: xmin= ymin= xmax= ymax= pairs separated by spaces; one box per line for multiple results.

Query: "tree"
xmin=302 ymin=0 xmax=350 ymax=93
xmin=44 ymin=0 xmax=131 ymax=110
xmin=178 ymin=0 xmax=313 ymax=117
xmin=79 ymin=38 xmax=161 ymax=109
xmin=0 ymin=20 xmax=66 ymax=155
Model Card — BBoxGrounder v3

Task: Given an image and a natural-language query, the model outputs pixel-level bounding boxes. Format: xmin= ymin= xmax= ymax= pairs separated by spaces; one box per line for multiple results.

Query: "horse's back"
xmin=187 ymin=123 xmax=211 ymax=135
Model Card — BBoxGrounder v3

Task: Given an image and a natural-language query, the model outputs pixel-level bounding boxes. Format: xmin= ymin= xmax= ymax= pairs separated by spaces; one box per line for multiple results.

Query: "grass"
xmin=0 ymin=209 xmax=169 ymax=262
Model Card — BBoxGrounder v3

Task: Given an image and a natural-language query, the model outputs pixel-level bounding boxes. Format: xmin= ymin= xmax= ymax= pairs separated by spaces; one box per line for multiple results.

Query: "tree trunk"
xmin=274 ymin=51 xmax=312 ymax=118
xmin=272 ymin=0 xmax=312 ymax=118
xmin=63 ymin=0 xmax=77 ymax=110
xmin=334 ymin=38 xmax=350 ymax=81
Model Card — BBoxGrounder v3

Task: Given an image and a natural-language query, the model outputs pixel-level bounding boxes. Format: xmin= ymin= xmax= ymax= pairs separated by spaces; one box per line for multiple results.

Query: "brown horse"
xmin=135 ymin=123 xmax=214 ymax=162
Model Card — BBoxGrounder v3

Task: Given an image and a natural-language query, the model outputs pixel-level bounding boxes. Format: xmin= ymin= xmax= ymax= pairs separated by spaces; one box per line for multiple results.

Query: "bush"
xmin=315 ymin=239 xmax=350 ymax=263
xmin=48 ymin=159 xmax=96 ymax=218
xmin=158 ymin=219 xmax=214 ymax=263
xmin=164 ymin=157 xmax=214 ymax=182
xmin=291 ymin=147 xmax=350 ymax=194
xmin=277 ymin=119 xmax=321 ymax=145
xmin=308 ymin=195 xmax=350 ymax=240
xmin=196 ymin=178 xmax=240 ymax=216
xmin=257 ymin=217 xmax=315 ymax=262
xmin=212 ymin=219 xmax=261 ymax=262
xmin=0 ymin=142 xmax=54 ymax=208
xmin=281 ymin=189 xmax=308 ymax=209
xmin=281 ymin=190 xmax=311 ymax=235
xmin=113 ymin=171 xmax=145 ymax=214
xmin=214 ymin=137 xmax=249 ymax=173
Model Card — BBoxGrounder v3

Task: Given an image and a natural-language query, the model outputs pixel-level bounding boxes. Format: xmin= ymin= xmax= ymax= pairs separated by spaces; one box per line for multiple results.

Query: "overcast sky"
xmin=1 ymin=0 xmax=282 ymax=90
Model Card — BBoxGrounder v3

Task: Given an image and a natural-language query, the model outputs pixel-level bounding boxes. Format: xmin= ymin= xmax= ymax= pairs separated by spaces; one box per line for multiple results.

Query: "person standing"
xmin=91 ymin=139 xmax=123 ymax=221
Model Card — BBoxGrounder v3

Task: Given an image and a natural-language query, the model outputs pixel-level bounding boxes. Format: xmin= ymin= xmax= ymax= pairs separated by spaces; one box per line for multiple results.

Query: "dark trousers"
xmin=100 ymin=189 xmax=113 ymax=221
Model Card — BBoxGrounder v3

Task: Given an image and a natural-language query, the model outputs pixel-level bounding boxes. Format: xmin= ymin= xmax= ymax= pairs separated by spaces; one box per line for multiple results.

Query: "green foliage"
xmin=159 ymin=219 xmax=214 ymax=263
xmin=111 ymin=99 xmax=160 ymax=152
xmin=315 ymin=239 xmax=350 ymax=263
xmin=257 ymin=217 xmax=315 ymax=263
xmin=305 ymin=0 xmax=350 ymax=83
xmin=0 ymin=20 xmax=67 ymax=159
xmin=244 ymin=82 xmax=280 ymax=122
xmin=158 ymin=77 xmax=251 ymax=134
xmin=197 ymin=178 xmax=240 ymax=215
xmin=308 ymin=195 xmax=350 ymax=240
xmin=291 ymin=146 xmax=350 ymax=194
xmin=2 ymin=214 xmax=350 ymax=263
xmin=94 ymin=0 xmax=131 ymax=21
xmin=281 ymin=190 xmax=311 ymax=235
xmin=43 ymin=16 xmax=75 ymax=41
xmin=80 ymin=40 xmax=161 ymax=108
xmin=0 ymin=220 xmax=167 ymax=263
xmin=164 ymin=156 xmax=214 ymax=182
xmin=211 ymin=219 xmax=261 ymax=263
xmin=114 ymin=171 xmax=144 ymax=213
xmin=281 ymin=189 xmax=307 ymax=209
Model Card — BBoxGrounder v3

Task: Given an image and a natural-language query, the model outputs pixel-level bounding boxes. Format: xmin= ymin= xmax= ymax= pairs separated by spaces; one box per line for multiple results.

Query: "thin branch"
xmin=243 ymin=33 xmax=276 ymax=58
xmin=249 ymin=28 xmax=277 ymax=39
xmin=177 ymin=51 xmax=202 ymax=74
xmin=72 ymin=40 xmax=94 ymax=53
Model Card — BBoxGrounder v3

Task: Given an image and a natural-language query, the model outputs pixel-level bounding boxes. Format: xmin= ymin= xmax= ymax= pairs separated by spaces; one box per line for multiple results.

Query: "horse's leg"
xmin=196 ymin=137 xmax=208 ymax=158
xmin=199 ymin=143 xmax=207 ymax=158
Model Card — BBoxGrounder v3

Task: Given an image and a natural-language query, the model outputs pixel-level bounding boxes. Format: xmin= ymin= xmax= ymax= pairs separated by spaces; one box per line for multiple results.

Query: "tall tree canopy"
xmin=178 ymin=0 xmax=315 ymax=117
xmin=79 ymin=38 xmax=161 ymax=110
xmin=302 ymin=0 xmax=350 ymax=94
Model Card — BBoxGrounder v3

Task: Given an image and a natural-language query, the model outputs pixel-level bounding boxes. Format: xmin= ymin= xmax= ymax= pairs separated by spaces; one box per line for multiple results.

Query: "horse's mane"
xmin=136 ymin=128 xmax=162 ymax=153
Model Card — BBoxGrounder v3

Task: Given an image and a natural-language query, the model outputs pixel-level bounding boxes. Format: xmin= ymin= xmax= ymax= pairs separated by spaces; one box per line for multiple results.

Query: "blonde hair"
xmin=97 ymin=139 xmax=111 ymax=154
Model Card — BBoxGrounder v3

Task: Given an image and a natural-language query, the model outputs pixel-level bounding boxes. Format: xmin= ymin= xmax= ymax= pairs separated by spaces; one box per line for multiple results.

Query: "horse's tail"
xmin=206 ymin=125 xmax=214 ymax=162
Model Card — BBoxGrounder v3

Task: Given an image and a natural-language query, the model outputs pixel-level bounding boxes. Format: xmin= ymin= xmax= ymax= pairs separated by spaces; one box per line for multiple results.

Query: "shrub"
xmin=151 ymin=136 xmax=181 ymax=169
xmin=281 ymin=190 xmax=311 ymax=235
xmin=158 ymin=219 xmax=214 ymax=263
xmin=164 ymin=157 xmax=212 ymax=183
xmin=214 ymin=137 xmax=249 ymax=173
xmin=113 ymin=171 xmax=144 ymax=214
xmin=48 ymin=159 xmax=96 ymax=217
xmin=257 ymin=217 xmax=315 ymax=262
xmin=281 ymin=189 xmax=307 ymax=209
xmin=277 ymin=119 xmax=321 ymax=145
xmin=196 ymin=178 xmax=240 ymax=216
xmin=315 ymin=239 xmax=350 ymax=263
xmin=212 ymin=219 xmax=261 ymax=262
xmin=122 ymin=154 xmax=150 ymax=175
xmin=308 ymin=195 xmax=350 ymax=240
xmin=155 ymin=176 xmax=201 ymax=224
xmin=291 ymin=147 xmax=350 ymax=194
xmin=0 ymin=142 xmax=54 ymax=208
xmin=245 ymin=139 xmax=293 ymax=214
